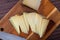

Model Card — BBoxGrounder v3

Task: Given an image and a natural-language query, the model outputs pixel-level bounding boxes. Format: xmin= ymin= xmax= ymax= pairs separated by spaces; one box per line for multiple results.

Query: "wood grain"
xmin=0 ymin=0 xmax=35 ymax=38
xmin=38 ymin=0 xmax=55 ymax=17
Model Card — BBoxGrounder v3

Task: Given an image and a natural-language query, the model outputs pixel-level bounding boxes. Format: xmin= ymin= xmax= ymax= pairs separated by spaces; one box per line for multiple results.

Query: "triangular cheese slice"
xmin=23 ymin=0 xmax=41 ymax=10
xmin=23 ymin=12 xmax=29 ymax=31
xmin=26 ymin=13 xmax=37 ymax=33
xmin=9 ymin=15 xmax=20 ymax=34
xmin=35 ymin=14 xmax=43 ymax=34
xmin=19 ymin=15 xmax=28 ymax=34
xmin=40 ymin=19 xmax=49 ymax=38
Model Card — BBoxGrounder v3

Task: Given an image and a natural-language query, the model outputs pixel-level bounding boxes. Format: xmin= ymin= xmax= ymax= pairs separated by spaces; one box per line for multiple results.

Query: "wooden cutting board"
xmin=0 ymin=0 xmax=59 ymax=40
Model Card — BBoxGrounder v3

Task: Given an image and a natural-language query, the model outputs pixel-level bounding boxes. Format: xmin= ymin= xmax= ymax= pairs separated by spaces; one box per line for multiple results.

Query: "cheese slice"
xmin=23 ymin=0 xmax=41 ymax=10
xmin=9 ymin=15 xmax=20 ymax=34
xmin=40 ymin=19 xmax=49 ymax=38
xmin=23 ymin=13 xmax=29 ymax=31
xmin=19 ymin=15 xmax=28 ymax=34
xmin=35 ymin=14 xmax=43 ymax=34
xmin=26 ymin=13 xmax=37 ymax=33
xmin=9 ymin=12 xmax=49 ymax=38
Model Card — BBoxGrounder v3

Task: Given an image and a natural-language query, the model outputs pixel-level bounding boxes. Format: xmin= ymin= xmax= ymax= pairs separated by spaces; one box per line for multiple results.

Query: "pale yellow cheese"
xmin=23 ymin=0 xmax=41 ymax=10
xmin=23 ymin=13 xmax=29 ymax=31
xmin=19 ymin=15 xmax=28 ymax=34
xmin=26 ymin=13 xmax=37 ymax=33
xmin=40 ymin=19 xmax=49 ymax=38
xmin=9 ymin=12 xmax=49 ymax=38
xmin=35 ymin=13 xmax=43 ymax=34
xmin=9 ymin=15 xmax=20 ymax=34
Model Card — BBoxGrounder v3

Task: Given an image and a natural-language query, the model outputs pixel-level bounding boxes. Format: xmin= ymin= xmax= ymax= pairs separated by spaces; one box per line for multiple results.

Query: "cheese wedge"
xmin=26 ymin=13 xmax=37 ymax=33
xmin=19 ymin=15 xmax=28 ymax=34
xmin=9 ymin=15 xmax=20 ymax=34
xmin=40 ymin=19 xmax=49 ymax=38
xmin=23 ymin=0 xmax=41 ymax=10
xmin=23 ymin=13 xmax=29 ymax=31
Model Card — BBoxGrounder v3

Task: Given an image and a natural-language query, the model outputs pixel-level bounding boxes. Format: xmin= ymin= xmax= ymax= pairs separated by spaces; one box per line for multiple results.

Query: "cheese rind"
xmin=23 ymin=0 xmax=41 ymax=10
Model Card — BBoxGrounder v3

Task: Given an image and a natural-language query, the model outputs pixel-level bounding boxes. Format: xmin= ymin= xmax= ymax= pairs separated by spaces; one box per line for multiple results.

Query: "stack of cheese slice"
xmin=9 ymin=12 xmax=49 ymax=38
xmin=23 ymin=0 xmax=41 ymax=10
xmin=9 ymin=15 xmax=29 ymax=34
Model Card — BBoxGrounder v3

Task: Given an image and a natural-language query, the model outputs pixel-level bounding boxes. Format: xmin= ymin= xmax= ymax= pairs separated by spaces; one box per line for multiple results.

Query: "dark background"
xmin=0 ymin=0 xmax=18 ymax=19
xmin=50 ymin=0 xmax=60 ymax=11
